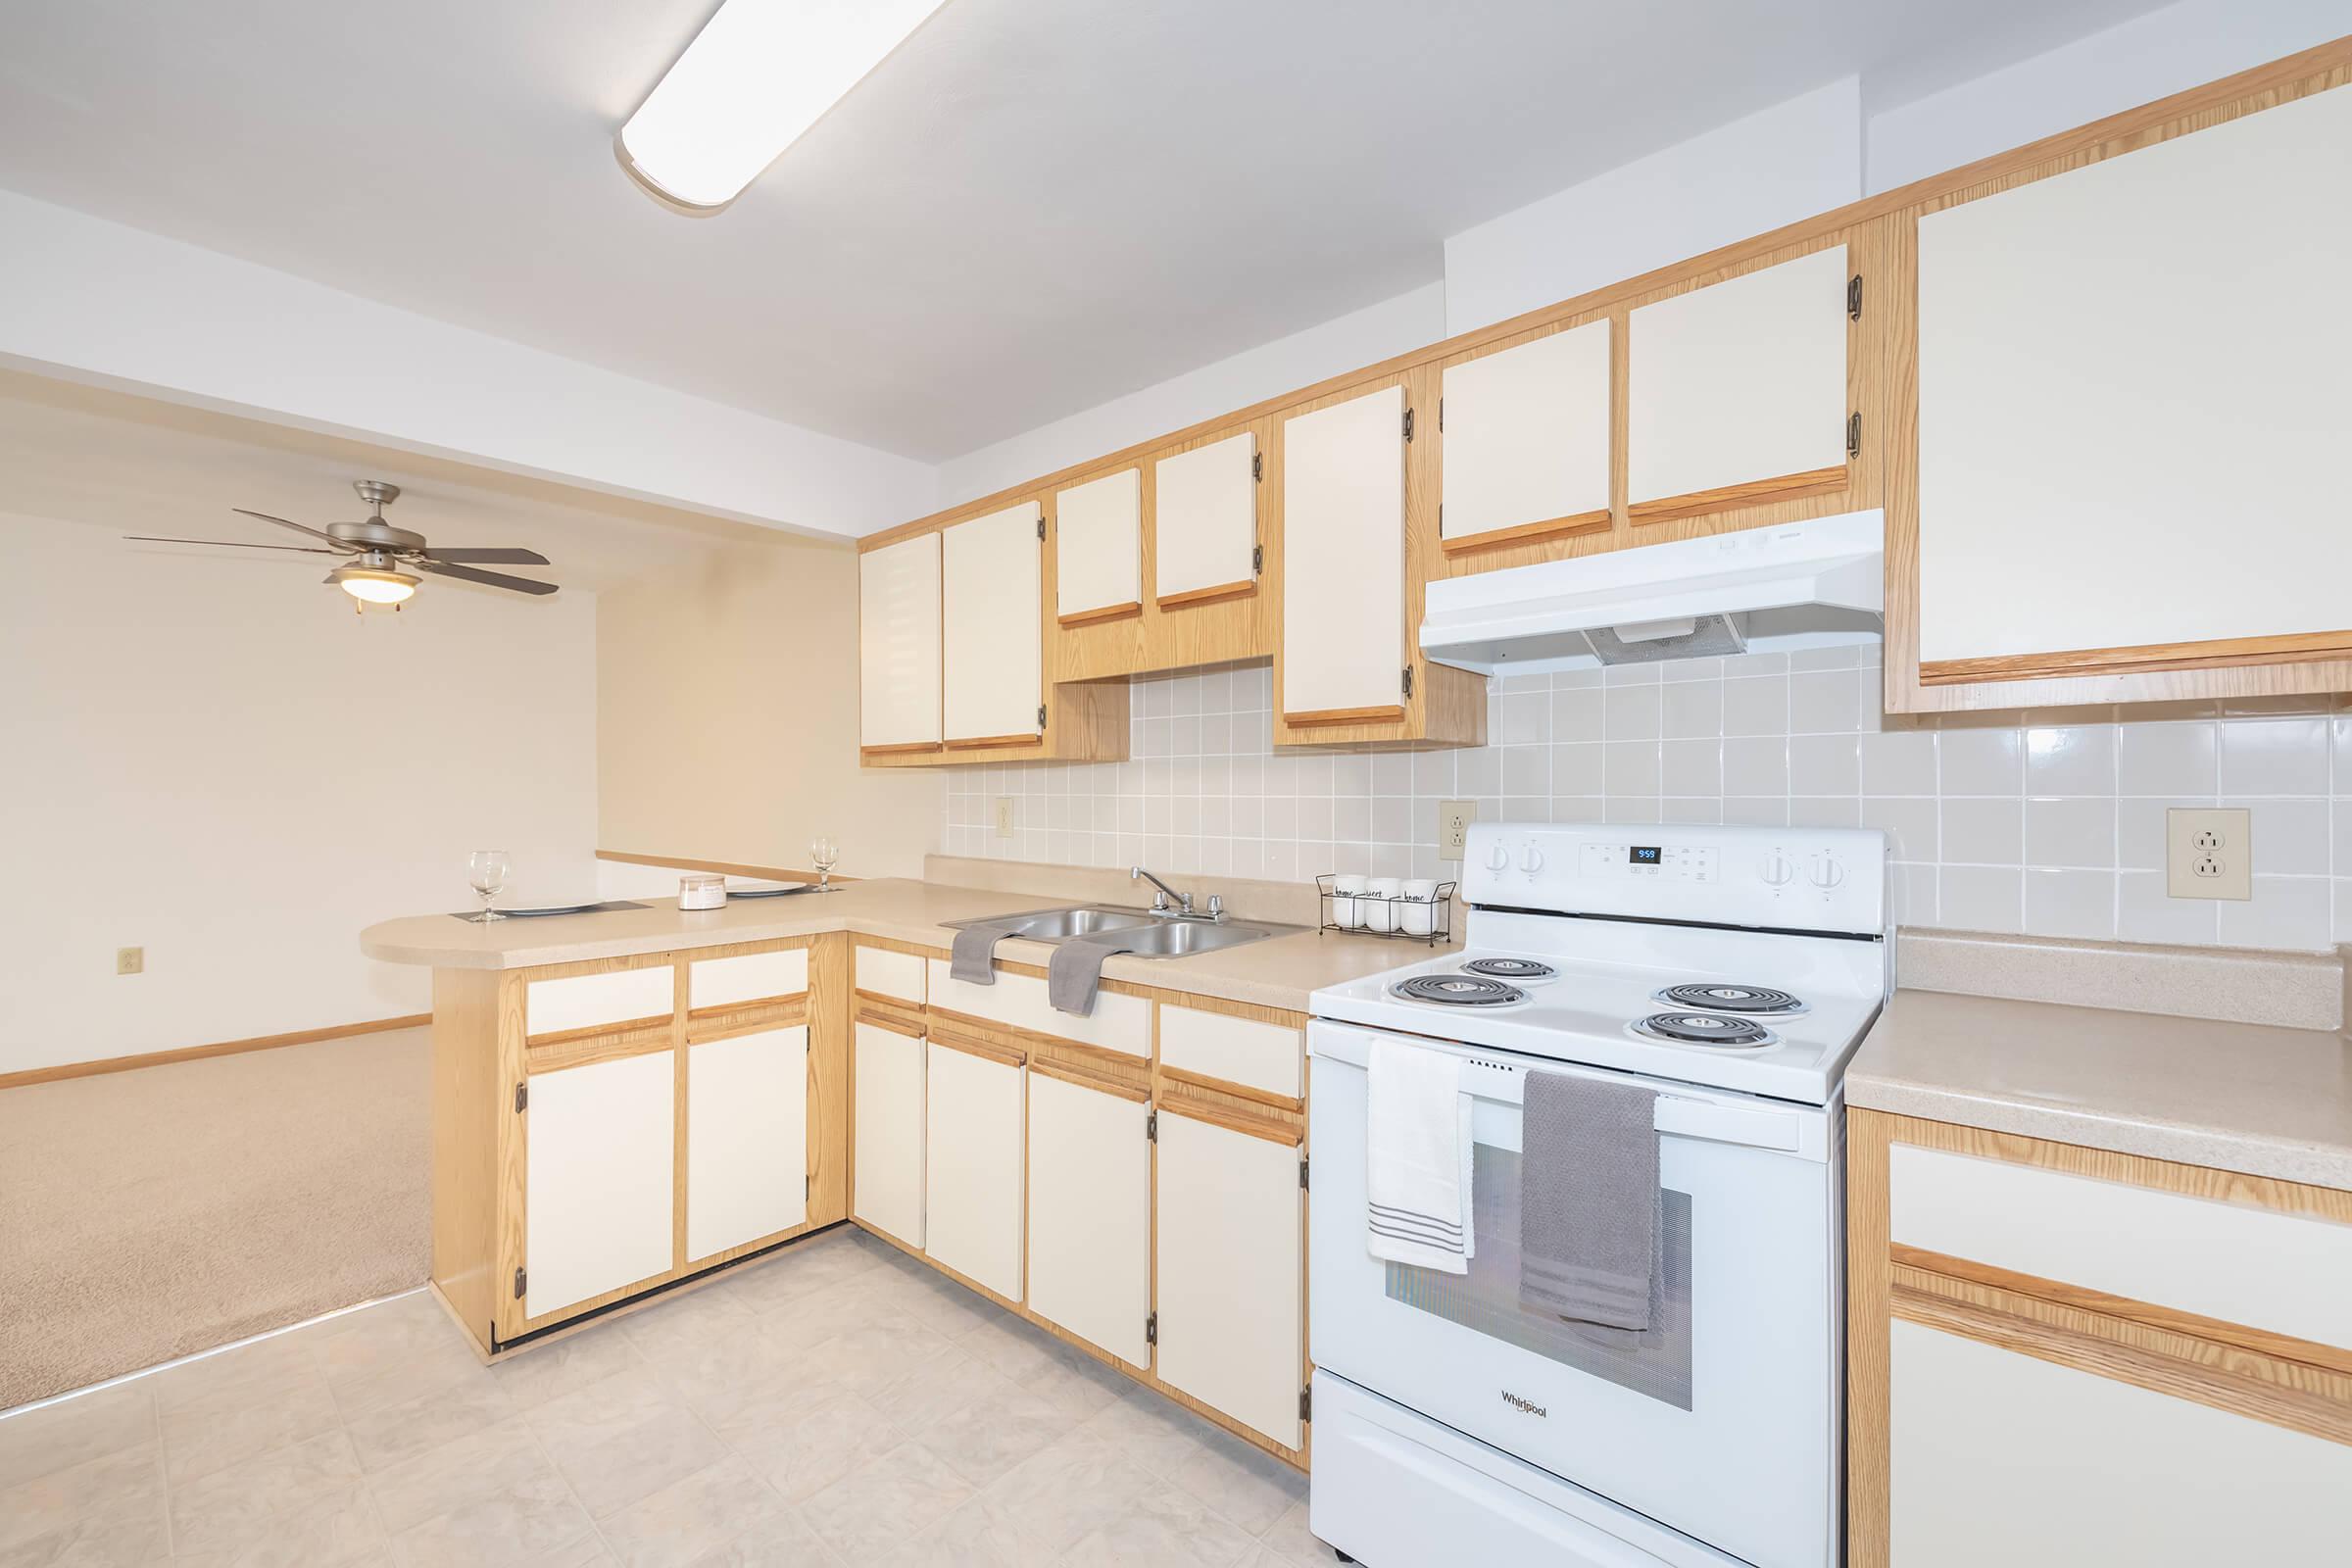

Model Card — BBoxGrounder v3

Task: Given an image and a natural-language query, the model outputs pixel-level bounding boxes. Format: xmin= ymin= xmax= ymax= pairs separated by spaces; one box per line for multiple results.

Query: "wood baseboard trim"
xmin=0 ymin=1012 xmax=431 ymax=1091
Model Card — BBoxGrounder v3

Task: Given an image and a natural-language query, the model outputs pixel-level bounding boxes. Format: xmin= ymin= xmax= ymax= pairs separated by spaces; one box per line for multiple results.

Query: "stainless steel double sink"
xmin=947 ymin=904 xmax=1297 ymax=958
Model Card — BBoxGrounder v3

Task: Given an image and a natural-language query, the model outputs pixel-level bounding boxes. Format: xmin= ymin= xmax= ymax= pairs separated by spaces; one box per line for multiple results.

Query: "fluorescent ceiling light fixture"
xmin=619 ymin=0 xmax=951 ymax=212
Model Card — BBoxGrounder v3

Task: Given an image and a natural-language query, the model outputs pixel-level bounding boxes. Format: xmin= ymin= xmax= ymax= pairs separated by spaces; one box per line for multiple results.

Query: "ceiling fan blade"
xmin=123 ymin=535 xmax=343 ymax=554
xmin=411 ymin=558 xmax=561 ymax=596
xmin=416 ymin=547 xmax=552 ymax=565
xmin=232 ymin=508 xmax=349 ymax=546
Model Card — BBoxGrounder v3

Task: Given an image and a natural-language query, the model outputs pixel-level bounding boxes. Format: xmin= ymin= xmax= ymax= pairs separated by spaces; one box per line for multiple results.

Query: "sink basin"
xmin=991 ymin=906 xmax=1159 ymax=940
xmin=947 ymin=905 xmax=1295 ymax=958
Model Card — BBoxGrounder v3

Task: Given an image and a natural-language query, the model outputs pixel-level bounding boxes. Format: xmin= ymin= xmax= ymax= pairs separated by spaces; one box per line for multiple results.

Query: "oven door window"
xmin=1384 ymin=1142 xmax=1693 ymax=1410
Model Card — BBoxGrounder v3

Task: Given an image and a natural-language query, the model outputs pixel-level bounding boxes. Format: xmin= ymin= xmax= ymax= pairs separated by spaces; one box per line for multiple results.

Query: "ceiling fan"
xmin=123 ymin=480 xmax=559 ymax=608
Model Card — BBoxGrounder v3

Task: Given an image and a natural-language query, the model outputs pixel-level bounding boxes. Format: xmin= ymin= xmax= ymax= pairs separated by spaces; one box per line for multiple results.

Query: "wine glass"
xmin=466 ymin=850 xmax=510 ymax=922
xmin=808 ymin=835 xmax=840 ymax=893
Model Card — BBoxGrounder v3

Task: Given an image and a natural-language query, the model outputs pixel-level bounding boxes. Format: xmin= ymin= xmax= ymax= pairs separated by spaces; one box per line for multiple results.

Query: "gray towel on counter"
xmin=948 ymin=920 xmax=1025 ymax=985
xmin=1520 ymin=1069 xmax=1660 ymax=1331
xmin=1046 ymin=932 xmax=1141 ymax=1015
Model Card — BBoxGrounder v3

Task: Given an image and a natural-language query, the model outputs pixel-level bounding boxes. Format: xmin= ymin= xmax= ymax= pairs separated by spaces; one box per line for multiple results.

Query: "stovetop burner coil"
xmin=1632 ymin=1011 xmax=1777 ymax=1048
xmin=1390 ymin=974 xmax=1528 ymax=1007
xmin=1653 ymin=983 xmax=1804 ymax=1015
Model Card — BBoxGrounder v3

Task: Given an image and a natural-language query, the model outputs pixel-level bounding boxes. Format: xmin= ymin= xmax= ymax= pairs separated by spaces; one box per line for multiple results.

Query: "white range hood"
xmin=1420 ymin=509 xmax=1884 ymax=673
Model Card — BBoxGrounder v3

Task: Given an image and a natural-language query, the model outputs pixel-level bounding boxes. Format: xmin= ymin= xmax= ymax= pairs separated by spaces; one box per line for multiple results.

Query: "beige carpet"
xmin=0 ymin=1028 xmax=430 ymax=1409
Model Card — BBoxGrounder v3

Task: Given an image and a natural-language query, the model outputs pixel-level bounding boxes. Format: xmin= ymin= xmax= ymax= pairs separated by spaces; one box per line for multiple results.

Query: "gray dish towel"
xmin=1519 ymin=1069 xmax=1660 ymax=1331
xmin=948 ymin=920 xmax=1026 ymax=985
xmin=1046 ymin=933 xmax=1140 ymax=1015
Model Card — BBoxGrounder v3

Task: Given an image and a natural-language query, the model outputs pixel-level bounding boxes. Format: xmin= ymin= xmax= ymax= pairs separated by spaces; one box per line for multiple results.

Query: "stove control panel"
xmin=1464 ymin=821 xmax=1886 ymax=937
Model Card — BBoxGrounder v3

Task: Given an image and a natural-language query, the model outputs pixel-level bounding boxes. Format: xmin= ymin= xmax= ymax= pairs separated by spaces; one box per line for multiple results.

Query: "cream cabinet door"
xmin=853 ymin=1021 xmax=925 ymax=1248
xmin=685 ymin=1026 xmax=808 ymax=1264
xmin=1154 ymin=1108 xmax=1302 ymax=1448
xmin=1054 ymin=468 xmax=1142 ymax=622
xmin=1281 ymin=385 xmax=1405 ymax=721
xmin=1890 ymin=1320 xmax=2352 ymax=1566
xmin=858 ymin=532 xmax=942 ymax=749
xmin=1441 ymin=320 xmax=1611 ymax=543
xmin=1627 ymin=246 xmax=1848 ymax=511
xmin=1025 ymin=1071 xmax=1149 ymax=1365
xmin=941 ymin=502 xmax=1043 ymax=744
xmin=924 ymin=1042 xmax=1024 ymax=1300
xmin=1154 ymin=432 xmax=1257 ymax=603
xmin=1916 ymin=84 xmax=2352 ymax=668
xmin=524 ymin=1050 xmax=674 ymax=1319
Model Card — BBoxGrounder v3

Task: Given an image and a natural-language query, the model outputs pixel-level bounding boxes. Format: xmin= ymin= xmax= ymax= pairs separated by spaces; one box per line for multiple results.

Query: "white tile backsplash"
xmin=936 ymin=656 xmax=2352 ymax=954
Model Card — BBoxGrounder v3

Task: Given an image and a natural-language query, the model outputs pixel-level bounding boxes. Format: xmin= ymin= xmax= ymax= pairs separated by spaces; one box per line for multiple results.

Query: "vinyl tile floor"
xmin=0 ymin=1225 xmax=1338 ymax=1568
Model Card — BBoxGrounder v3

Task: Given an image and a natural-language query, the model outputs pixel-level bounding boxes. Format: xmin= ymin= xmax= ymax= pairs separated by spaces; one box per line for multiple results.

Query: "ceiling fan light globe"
xmin=333 ymin=567 xmax=420 ymax=605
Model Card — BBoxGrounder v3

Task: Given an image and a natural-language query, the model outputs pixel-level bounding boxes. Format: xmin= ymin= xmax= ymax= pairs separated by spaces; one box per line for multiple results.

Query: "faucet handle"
xmin=1206 ymin=894 xmax=1225 ymax=920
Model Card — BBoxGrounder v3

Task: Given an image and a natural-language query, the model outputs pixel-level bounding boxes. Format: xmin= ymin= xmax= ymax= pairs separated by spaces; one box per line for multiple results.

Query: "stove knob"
xmin=1519 ymin=845 xmax=1544 ymax=874
xmin=1809 ymin=854 xmax=1846 ymax=890
xmin=1484 ymin=843 xmax=1510 ymax=873
xmin=1758 ymin=851 xmax=1795 ymax=887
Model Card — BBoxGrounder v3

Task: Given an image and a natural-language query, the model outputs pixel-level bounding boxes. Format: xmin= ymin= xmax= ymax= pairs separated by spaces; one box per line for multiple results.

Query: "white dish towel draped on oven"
xmin=1364 ymin=1038 xmax=1474 ymax=1274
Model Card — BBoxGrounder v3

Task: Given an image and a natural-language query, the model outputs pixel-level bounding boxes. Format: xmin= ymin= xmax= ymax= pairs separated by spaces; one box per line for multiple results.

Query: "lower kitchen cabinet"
xmin=852 ymin=1019 xmax=927 ymax=1248
xmin=1888 ymin=1317 xmax=2350 ymax=1566
xmin=1849 ymin=1108 xmax=2352 ymax=1566
xmin=684 ymin=1025 xmax=808 ymax=1264
xmin=523 ymin=1049 xmax=675 ymax=1320
xmin=1025 ymin=1066 xmax=1151 ymax=1365
xmin=924 ymin=1038 xmax=1025 ymax=1301
xmin=1153 ymin=1105 xmax=1305 ymax=1450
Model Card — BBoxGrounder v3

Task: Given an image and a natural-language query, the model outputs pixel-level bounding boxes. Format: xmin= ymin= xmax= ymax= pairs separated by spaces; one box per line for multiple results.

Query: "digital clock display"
xmin=1630 ymin=846 xmax=1662 ymax=865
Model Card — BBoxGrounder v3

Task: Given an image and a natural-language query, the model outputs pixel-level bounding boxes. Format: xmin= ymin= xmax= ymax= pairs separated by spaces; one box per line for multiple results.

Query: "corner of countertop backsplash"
xmin=921 ymin=854 xmax=1467 ymax=932
xmin=1894 ymin=927 xmax=2346 ymax=1033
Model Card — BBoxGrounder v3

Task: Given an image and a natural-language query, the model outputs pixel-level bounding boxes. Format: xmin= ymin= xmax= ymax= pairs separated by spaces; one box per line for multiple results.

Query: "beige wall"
xmin=596 ymin=537 xmax=941 ymax=880
xmin=0 ymin=510 xmax=603 ymax=1074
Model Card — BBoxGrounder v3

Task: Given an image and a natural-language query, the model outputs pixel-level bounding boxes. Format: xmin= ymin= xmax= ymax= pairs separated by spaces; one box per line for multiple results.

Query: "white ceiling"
xmin=0 ymin=0 xmax=2162 ymax=463
xmin=0 ymin=372 xmax=772 ymax=594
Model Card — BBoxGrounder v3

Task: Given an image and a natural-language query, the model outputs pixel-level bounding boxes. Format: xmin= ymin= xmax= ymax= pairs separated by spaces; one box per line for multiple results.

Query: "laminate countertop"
xmin=1848 ymin=988 xmax=2352 ymax=1191
xmin=359 ymin=876 xmax=1451 ymax=1014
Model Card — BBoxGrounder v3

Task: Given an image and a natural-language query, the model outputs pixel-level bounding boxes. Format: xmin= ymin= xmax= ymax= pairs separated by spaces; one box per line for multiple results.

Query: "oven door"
xmin=1309 ymin=1020 xmax=1840 ymax=1568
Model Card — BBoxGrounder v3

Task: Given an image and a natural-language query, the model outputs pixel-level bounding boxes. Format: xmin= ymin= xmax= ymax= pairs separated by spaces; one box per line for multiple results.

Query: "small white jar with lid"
xmin=678 ymin=873 xmax=727 ymax=910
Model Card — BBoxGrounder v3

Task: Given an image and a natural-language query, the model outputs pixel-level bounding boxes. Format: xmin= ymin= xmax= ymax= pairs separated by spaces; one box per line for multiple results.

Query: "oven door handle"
xmin=1651 ymin=1098 xmax=1802 ymax=1152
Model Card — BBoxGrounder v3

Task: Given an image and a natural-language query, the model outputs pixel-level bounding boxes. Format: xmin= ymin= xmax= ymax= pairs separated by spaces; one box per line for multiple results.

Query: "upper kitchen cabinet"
xmin=1439 ymin=317 xmax=1612 ymax=558
xmin=1626 ymin=243 xmax=1857 ymax=526
xmin=942 ymin=500 xmax=1046 ymax=747
xmin=1154 ymin=430 xmax=1260 ymax=609
xmin=1054 ymin=467 xmax=1143 ymax=627
xmin=1275 ymin=375 xmax=1485 ymax=749
xmin=858 ymin=532 xmax=941 ymax=757
xmin=1891 ymin=70 xmax=2352 ymax=711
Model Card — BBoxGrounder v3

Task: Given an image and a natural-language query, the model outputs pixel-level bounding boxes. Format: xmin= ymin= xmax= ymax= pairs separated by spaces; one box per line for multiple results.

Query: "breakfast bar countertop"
xmin=360 ymin=874 xmax=1454 ymax=1014
xmin=1847 ymin=986 xmax=2352 ymax=1191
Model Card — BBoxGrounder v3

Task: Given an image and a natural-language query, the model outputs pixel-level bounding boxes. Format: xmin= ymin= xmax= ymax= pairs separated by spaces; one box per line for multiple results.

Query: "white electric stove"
xmin=1307 ymin=821 xmax=1889 ymax=1568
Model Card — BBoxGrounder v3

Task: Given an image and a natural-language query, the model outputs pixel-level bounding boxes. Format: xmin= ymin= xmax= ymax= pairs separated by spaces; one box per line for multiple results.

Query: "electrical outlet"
xmin=1437 ymin=800 xmax=1475 ymax=860
xmin=116 ymin=946 xmax=144 ymax=976
xmin=994 ymin=797 xmax=1016 ymax=839
xmin=2166 ymin=807 xmax=2250 ymax=900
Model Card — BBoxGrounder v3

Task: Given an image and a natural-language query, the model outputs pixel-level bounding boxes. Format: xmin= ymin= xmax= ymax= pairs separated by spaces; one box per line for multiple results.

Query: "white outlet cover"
xmin=2165 ymin=807 xmax=2250 ymax=901
xmin=994 ymin=797 xmax=1016 ymax=839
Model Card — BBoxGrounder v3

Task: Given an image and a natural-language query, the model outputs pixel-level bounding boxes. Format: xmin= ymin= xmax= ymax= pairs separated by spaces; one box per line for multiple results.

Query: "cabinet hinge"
xmin=1036 ymin=517 xmax=1047 ymax=541
xmin=1401 ymin=407 xmax=1414 ymax=443
xmin=513 ymin=1267 xmax=526 ymax=1299
xmin=1251 ymin=452 xmax=1263 ymax=482
xmin=1146 ymin=1311 xmax=1158 ymax=1347
xmin=1438 ymin=397 xmax=1444 ymax=433
xmin=1037 ymin=703 xmax=1048 ymax=731
xmin=1847 ymin=273 xmax=1863 ymax=320
xmin=1250 ymin=543 xmax=1263 ymax=575
xmin=1299 ymin=1384 xmax=1313 ymax=1422
xmin=1400 ymin=665 xmax=1414 ymax=700
xmin=1845 ymin=412 xmax=1862 ymax=459
xmin=514 ymin=1081 xmax=527 ymax=1113
xmin=1146 ymin=1108 xmax=1158 ymax=1142
xmin=1299 ymin=1153 xmax=1310 ymax=1191
xmin=806 ymin=1175 xmax=810 ymax=1199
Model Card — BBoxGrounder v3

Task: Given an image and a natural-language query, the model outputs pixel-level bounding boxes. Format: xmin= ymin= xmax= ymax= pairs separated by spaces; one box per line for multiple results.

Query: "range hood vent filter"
xmin=1586 ymin=614 xmax=1748 ymax=665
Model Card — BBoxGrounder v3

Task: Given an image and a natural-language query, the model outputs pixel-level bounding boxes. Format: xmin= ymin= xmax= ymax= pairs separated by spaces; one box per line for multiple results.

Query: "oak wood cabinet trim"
xmin=683 ymin=999 xmax=810 ymax=1043
xmin=1055 ymin=601 xmax=1143 ymax=628
xmin=1437 ymin=507 xmax=1613 ymax=556
xmin=1029 ymin=1054 xmax=1152 ymax=1102
xmin=858 ymin=740 xmax=944 ymax=758
xmin=926 ymin=1026 xmax=1027 ymax=1069
xmin=1153 ymin=578 xmax=1255 ymax=610
xmin=1157 ymin=1061 xmax=1302 ymax=1115
xmin=521 ymin=1023 xmax=674 ymax=1073
xmin=1283 ymin=704 xmax=1407 ymax=727
xmin=942 ymin=732 xmax=1040 ymax=750
xmin=1624 ymin=464 xmax=1848 ymax=526
xmin=852 ymin=1003 xmax=925 ymax=1038
xmin=1920 ymin=626 xmax=2352 ymax=685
